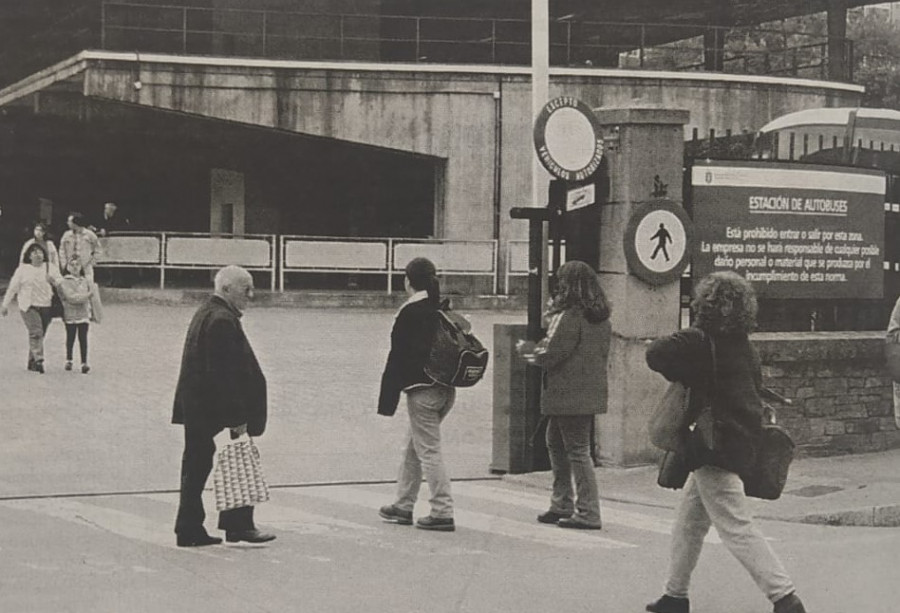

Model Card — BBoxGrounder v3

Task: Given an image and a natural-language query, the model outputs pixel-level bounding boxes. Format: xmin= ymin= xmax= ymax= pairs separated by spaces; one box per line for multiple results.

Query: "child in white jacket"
xmin=57 ymin=256 xmax=101 ymax=373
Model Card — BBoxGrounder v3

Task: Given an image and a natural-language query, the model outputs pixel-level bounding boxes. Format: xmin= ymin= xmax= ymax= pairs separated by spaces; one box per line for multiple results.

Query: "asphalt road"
xmin=0 ymin=304 xmax=520 ymax=498
xmin=2 ymin=305 xmax=898 ymax=613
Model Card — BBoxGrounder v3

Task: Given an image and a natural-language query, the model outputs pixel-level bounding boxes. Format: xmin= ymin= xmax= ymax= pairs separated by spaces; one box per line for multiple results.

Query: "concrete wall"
xmin=74 ymin=56 xmax=862 ymax=283
xmin=756 ymin=332 xmax=900 ymax=456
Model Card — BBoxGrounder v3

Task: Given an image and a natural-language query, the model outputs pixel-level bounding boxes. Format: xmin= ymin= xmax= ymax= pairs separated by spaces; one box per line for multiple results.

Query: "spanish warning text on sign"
xmin=691 ymin=161 xmax=886 ymax=299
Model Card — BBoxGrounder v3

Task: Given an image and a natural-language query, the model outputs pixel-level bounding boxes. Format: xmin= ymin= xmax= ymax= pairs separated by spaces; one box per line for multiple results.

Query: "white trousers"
xmin=665 ymin=466 xmax=795 ymax=603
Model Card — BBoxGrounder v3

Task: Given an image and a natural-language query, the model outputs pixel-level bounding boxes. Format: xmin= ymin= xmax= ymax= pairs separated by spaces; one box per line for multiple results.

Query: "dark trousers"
xmin=65 ymin=322 xmax=89 ymax=363
xmin=174 ymin=424 xmax=255 ymax=535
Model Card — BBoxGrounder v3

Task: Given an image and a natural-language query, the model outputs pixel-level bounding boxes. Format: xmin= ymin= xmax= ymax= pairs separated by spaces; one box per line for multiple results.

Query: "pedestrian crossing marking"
xmin=0 ymin=482 xmax=748 ymax=554
xmin=452 ymin=482 xmax=722 ymax=544
xmin=293 ymin=485 xmax=635 ymax=550
xmin=0 ymin=497 xmax=232 ymax=559
xmin=141 ymin=492 xmax=380 ymax=537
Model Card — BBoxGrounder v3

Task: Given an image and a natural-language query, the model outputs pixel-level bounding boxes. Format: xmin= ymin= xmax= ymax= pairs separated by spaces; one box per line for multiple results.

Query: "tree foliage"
xmin=848 ymin=7 xmax=900 ymax=109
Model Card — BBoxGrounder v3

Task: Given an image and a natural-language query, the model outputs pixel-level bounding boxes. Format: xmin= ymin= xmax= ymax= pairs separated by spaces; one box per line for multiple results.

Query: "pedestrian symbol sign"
xmin=624 ymin=199 xmax=693 ymax=286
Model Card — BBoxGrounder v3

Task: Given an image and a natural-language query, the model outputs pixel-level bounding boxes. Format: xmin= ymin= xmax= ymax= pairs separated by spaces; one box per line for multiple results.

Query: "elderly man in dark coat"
xmin=172 ymin=265 xmax=275 ymax=547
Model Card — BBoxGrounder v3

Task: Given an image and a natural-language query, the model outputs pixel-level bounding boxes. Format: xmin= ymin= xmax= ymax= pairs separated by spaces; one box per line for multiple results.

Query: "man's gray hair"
xmin=214 ymin=265 xmax=252 ymax=293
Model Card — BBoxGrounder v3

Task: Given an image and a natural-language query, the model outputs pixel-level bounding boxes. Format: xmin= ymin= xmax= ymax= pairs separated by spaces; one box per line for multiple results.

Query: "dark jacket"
xmin=532 ymin=307 xmax=611 ymax=415
xmin=377 ymin=295 xmax=439 ymax=416
xmin=646 ymin=327 xmax=763 ymax=475
xmin=172 ymin=296 xmax=267 ymax=436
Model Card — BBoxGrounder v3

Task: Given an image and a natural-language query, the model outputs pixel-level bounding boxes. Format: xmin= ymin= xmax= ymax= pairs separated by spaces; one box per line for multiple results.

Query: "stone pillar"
xmin=594 ymin=107 xmax=690 ymax=466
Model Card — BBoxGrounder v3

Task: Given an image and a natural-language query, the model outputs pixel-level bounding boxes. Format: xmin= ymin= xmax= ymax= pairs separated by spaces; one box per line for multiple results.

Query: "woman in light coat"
xmin=517 ymin=260 xmax=612 ymax=529
xmin=1 ymin=242 xmax=58 ymax=372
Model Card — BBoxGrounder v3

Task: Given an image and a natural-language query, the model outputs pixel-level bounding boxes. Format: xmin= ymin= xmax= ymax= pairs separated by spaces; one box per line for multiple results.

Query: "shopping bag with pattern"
xmin=213 ymin=437 xmax=270 ymax=511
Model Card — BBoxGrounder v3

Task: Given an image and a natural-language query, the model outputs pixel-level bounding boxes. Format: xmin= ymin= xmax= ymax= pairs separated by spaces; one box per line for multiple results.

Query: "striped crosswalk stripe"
xmin=293 ymin=485 xmax=635 ymax=550
xmin=0 ymin=497 xmax=233 ymax=558
xmin=452 ymin=482 xmax=721 ymax=544
xmin=0 ymin=482 xmax=749 ymax=552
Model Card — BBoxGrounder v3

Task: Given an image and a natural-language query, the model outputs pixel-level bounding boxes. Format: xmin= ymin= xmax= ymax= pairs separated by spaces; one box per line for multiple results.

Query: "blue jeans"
xmin=394 ymin=384 xmax=456 ymax=519
xmin=665 ymin=466 xmax=795 ymax=602
xmin=546 ymin=414 xmax=601 ymax=524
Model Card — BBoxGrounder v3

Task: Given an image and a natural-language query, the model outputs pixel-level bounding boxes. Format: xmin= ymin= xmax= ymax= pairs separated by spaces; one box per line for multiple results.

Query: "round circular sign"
xmin=533 ymin=97 xmax=604 ymax=182
xmin=624 ymin=199 xmax=694 ymax=286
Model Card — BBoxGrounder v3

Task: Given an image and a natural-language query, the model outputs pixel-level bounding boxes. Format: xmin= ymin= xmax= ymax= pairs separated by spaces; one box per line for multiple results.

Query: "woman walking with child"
xmin=57 ymin=256 xmax=101 ymax=374
xmin=1 ymin=243 xmax=58 ymax=372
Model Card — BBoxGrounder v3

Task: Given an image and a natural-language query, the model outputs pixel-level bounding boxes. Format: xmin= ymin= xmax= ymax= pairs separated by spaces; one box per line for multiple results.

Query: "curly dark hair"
xmin=691 ymin=271 xmax=758 ymax=335
xmin=547 ymin=260 xmax=611 ymax=323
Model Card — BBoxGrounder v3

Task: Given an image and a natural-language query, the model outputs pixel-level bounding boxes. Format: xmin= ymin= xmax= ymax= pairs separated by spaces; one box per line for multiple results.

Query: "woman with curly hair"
xmin=516 ymin=260 xmax=611 ymax=529
xmin=645 ymin=271 xmax=806 ymax=613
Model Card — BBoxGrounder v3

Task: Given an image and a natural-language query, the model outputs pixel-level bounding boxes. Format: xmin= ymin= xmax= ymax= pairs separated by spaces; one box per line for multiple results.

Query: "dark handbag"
xmin=648 ymin=381 xmax=692 ymax=452
xmin=49 ymin=287 xmax=64 ymax=319
xmin=742 ymin=422 xmax=795 ymax=500
xmin=657 ymin=451 xmax=689 ymax=489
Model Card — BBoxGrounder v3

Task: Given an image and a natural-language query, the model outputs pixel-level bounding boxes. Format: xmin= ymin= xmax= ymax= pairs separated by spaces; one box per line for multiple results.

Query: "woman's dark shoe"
xmin=34 ymin=360 xmax=44 ymax=374
xmin=65 ymin=360 xmax=73 ymax=371
xmin=81 ymin=364 xmax=90 ymax=374
xmin=646 ymin=595 xmax=690 ymax=613
xmin=537 ymin=510 xmax=572 ymax=524
xmin=558 ymin=516 xmax=602 ymax=530
xmin=773 ymin=592 xmax=807 ymax=613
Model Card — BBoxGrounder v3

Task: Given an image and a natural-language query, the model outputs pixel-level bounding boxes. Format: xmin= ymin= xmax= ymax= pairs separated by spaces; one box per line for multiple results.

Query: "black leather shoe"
xmin=558 ymin=517 xmax=602 ymax=530
xmin=537 ymin=510 xmax=572 ymax=524
xmin=773 ymin=593 xmax=807 ymax=613
xmin=646 ymin=595 xmax=690 ymax=613
xmin=225 ymin=529 xmax=276 ymax=544
xmin=379 ymin=504 xmax=413 ymax=525
xmin=176 ymin=533 xmax=223 ymax=547
xmin=416 ymin=516 xmax=455 ymax=532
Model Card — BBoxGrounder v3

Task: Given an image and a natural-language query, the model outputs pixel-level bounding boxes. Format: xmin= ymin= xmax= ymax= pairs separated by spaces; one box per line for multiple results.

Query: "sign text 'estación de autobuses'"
xmin=691 ymin=161 xmax=887 ymax=299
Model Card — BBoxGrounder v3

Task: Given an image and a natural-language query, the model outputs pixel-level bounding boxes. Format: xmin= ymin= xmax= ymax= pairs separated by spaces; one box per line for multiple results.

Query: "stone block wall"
xmin=753 ymin=332 xmax=900 ymax=456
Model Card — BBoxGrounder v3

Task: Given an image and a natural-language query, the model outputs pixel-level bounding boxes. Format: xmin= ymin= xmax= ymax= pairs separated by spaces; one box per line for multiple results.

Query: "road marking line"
xmin=0 ymin=497 xmax=232 ymax=558
xmin=453 ymin=482 xmax=721 ymax=544
xmin=295 ymin=485 xmax=634 ymax=550
xmin=142 ymin=492 xmax=378 ymax=537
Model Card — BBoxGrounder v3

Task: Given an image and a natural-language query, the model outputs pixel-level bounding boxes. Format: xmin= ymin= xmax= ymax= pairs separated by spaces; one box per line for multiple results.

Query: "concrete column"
xmin=593 ymin=107 xmax=690 ymax=466
xmin=210 ymin=168 xmax=244 ymax=236
xmin=827 ymin=0 xmax=849 ymax=81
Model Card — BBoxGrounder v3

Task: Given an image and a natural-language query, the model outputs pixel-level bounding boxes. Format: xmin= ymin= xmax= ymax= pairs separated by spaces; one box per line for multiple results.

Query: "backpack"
xmin=424 ymin=302 xmax=489 ymax=387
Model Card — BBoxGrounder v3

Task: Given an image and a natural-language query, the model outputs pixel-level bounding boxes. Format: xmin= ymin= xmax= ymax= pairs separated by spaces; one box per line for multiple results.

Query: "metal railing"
xmin=505 ymin=239 xmax=566 ymax=295
xmin=98 ymin=1 xmax=855 ymax=80
xmin=94 ymin=231 xmax=278 ymax=290
xmin=95 ymin=232 xmax=498 ymax=293
xmin=279 ymin=235 xmax=498 ymax=294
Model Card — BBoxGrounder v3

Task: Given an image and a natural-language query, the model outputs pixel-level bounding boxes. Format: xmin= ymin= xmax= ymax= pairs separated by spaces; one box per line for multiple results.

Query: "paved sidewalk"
xmin=505 ymin=447 xmax=900 ymax=527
